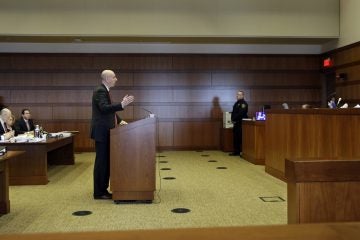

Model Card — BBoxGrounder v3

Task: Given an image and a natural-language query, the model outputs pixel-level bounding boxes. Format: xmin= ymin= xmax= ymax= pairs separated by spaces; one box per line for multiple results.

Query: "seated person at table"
xmin=14 ymin=108 xmax=35 ymax=134
xmin=0 ymin=108 xmax=15 ymax=141
xmin=6 ymin=114 xmax=19 ymax=136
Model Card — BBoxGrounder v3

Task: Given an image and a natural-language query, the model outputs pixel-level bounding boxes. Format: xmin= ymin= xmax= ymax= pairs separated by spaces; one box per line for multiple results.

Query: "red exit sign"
xmin=323 ymin=57 xmax=333 ymax=68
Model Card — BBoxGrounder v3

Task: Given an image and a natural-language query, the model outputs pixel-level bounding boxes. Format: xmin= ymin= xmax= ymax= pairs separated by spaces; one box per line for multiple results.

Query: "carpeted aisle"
xmin=0 ymin=151 xmax=287 ymax=234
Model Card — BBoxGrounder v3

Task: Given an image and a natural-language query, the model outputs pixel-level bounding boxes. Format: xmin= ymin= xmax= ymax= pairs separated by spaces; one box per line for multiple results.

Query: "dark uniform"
xmin=231 ymin=99 xmax=248 ymax=155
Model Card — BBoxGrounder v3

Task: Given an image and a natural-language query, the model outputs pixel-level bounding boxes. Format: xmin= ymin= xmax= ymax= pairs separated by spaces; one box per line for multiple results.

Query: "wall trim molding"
xmin=0 ymin=42 xmax=322 ymax=54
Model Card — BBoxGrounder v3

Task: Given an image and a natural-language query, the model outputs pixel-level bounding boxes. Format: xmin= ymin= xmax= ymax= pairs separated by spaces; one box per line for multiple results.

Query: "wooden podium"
xmin=110 ymin=117 xmax=156 ymax=202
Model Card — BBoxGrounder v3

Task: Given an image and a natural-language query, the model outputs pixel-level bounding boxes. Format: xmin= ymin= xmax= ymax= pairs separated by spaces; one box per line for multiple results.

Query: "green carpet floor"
xmin=0 ymin=151 xmax=287 ymax=234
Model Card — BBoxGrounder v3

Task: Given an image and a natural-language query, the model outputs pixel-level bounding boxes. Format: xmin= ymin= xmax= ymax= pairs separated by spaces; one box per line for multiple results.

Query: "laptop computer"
xmin=255 ymin=111 xmax=266 ymax=121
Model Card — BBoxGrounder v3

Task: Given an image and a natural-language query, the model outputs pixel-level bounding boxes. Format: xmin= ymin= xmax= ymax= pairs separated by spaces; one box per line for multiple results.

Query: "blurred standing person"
xmin=90 ymin=70 xmax=134 ymax=200
xmin=229 ymin=91 xmax=248 ymax=156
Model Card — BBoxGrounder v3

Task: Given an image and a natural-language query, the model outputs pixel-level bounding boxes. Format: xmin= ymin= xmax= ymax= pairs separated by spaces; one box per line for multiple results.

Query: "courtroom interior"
xmin=0 ymin=0 xmax=360 ymax=239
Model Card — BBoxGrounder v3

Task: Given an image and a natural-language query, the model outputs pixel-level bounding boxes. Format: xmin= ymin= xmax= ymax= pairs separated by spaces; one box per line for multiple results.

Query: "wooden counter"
xmin=242 ymin=120 xmax=265 ymax=165
xmin=286 ymin=158 xmax=360 ymax=223
xmin=0 ymin=151 xmax=24 ymax=215
xmin=265 ymin=109 xmax=360 ymax=180
xmin=1 ymin=136 xmax=75 ymax=185
xmin=1 ymin=222 xmax=360 ymax=240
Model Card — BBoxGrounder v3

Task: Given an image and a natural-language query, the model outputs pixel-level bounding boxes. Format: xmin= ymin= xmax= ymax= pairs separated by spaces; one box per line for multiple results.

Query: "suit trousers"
xmin=94 ymin=138 xmax=110 ymax=196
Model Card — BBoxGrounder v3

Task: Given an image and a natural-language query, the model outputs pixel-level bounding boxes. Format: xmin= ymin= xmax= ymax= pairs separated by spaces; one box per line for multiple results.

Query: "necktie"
xmin=26 ymin=120 xmax=30 ymax=131
xmin=3 ymin=122 xmax=8 ymax=132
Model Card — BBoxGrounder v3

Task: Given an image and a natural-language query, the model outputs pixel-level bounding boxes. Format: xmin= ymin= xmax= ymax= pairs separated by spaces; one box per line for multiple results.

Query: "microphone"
xmin=142 ymin=108 xmax=155 ymax=118
xmin=142 ymin=108 xmax=153 ymax=114
xmin=336 ymin=97 xmax=342 ymax=106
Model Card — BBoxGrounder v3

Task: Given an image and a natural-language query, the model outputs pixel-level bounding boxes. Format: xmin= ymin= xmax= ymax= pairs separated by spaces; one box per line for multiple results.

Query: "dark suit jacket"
xmin=0 ymin=121 xmax=6 ymax=136
xmin=14 ymin=118 xmax=35 ymax=134
xmin=90 ymin=84 xmax=123 ymax=142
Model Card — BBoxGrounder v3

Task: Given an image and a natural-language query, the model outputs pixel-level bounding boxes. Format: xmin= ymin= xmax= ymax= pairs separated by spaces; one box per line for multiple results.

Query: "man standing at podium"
xmin=91 ymin=70 xmax=134 ymax=200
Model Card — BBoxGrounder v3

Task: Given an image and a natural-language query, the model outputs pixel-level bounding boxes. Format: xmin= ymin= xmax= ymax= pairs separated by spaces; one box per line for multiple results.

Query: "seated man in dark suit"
xmin=14 ymin=108 xmax=35 ymax=134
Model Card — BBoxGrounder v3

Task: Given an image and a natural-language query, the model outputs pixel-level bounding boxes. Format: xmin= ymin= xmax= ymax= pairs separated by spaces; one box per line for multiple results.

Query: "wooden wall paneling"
xmin=348 ymin=115 xmax=360 ymax=156
xmin=52 ymin=73 xmax=97 ymax=86
xmin=335 ymin=64 xmax=360 ymax=104
xmin=133 ymin=105 xmax=222 ymax=120
xmin=115 ymin=73 xmax=134 ymax=86
xmin=10 ymin=55 xmax=53 ymax=70
xmin=0 ymin=90 xmax=11 ymax=104
xmin=333 ymin=44 xmax=360 ymax=66
xmin=316 ymin=114 xmax=338 ymax=158
xmin=175 ymin=105 xmax=219 ymax=119
xmin=212 ymin=72 xmax=253 ymax=86
xmin=9 ymin=90 xmax=95 ymax=104
xmin=9 ymin=54 xmax=94 ymax=70
xmin=92 ymin=55 xmax=134 ymax=70
xmin=214 ymin=55 xmax=320 ymax=71
xmin=134 ymin=73 xmax=212 ymax=86
xmin=173 ymin=89 xmax=236 ymax=103
xmin=50 ymin=90 xmax=93 ymax=103
xmin=173 ymin=121 xmax=220 ymax=149
xmin=211 ymin=55 xmax=243 ymax=70
xmin=0 ymin=53 xmax=323 ymax=151
xmin=266 ymin=109 xmax=360 ymax=180
xmin=111 ymin=89 xmax=173 ymax=103
xmin=0 ymin=72 xmax=53 ymax=86
xmin=72 ymin=122 xmax=94 ymax=151
xmin=212 ymin=72 xmax=321 ymax=87
xmin=0 ymin=55 xmax=12 ymax=70
xmin=289 ymin=55 xmax=319 ymax=70
xmin=53 ymin=106 xmax=92 ymax=120
xmin=336 ymin=65 xmax=360 ymax=81
xmin=249 ymin=89 xmax=321 ymax=104
xmin=172 ymin=55 xmax=214 ymax=71
xmin=132 ymin=55 xmax=173 ymax=70
xmin=51 ymin=55 xmax=94 ymax=70
xmin=297 ymin=182 xmax=360 ymax=223
xmin=286 ymin=114 xmax=319 ymax=158
xmin=134 ymin=73 xmax=171 ymax=86
xmin=116 ymin=106 xmax=134 ymax=120
xmin=210 ymin=103 xmax=224 ymax=119
xmin=157 ymin=121 xmax=174 ymax=147
xmin=133 ymin=105 xmax=174 ymax=119
xmin=335 ymin=115 xmax=360 ymax=158
xmin=265 ymin=113 xmax=289 ymax=179
xmin=10 ymin=90 xmax=52 ymax=104
xmin=41 ymin=121 xmax=94 ymax=151
xmin=242 ymin=121 xmax=265 ymax=165
xmin=327 ymin=43 xmax=360 ymax=107
xmin=167 ymin=105 xmax=212 ymax=119
xmin=336 ymin=85 xmax=360 ymax=104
